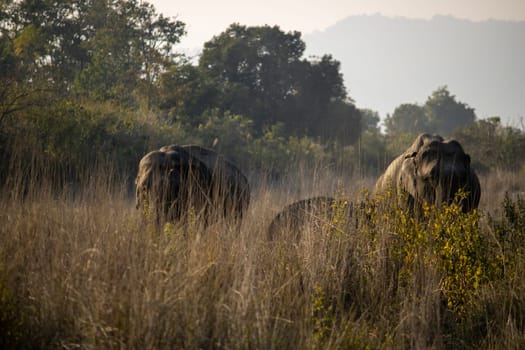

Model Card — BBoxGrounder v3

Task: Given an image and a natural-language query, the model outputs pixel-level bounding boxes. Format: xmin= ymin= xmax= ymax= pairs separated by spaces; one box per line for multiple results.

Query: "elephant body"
xmin=375 ymin=133 xmax=481 ymax=214
xmin=268 ymin=196 xmax=356 ymax=240
xmin=135 ymin=145 xmax=250 ymax=225
xmin=173 ymin=145 xmax=251 ymax=220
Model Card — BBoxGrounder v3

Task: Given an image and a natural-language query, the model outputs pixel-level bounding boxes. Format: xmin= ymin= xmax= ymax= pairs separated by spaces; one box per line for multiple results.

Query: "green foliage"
xmin=327 ymin=109 xmax=386 ymax=177
xmin=0 ymin=24 xmax=48 ymax=127
xmin=0 ymin=35 xmax=16 ymax=78
xmin=352 ymin=131 xmax=388 ymax=177
xmin=0 ymin=1 xmax=367 ymax=182
xmin=384 ymin=103 xmax=428 ymax=136
xmin=158 ymin=61 xmax=218 ymax=121
xmin=327 ymin=195 xmax=352 ymax=237
xmin=12 ymin=24 xmax=45 ymax=59
xmin=247 ymin=123 xmax=328 ymax=171
xmin=312 ymin=285 xmax=334 ymax=346
xmin=311 ymin=100 xmax=361 ymax=146
xmin=425 ymin=86 xmax=476 ymax=136
xmin=384 ymin=132 xmax=417 ymax=158
xmin=454 ymin=117 xmax=525 ymax=172
xmin=194 ymin=110 xmax=254 ymax=161
xmin=385 ymin=86 xmax=476 ymax=138
xmin=73 ymin=0 xmax=185 ymax=105
xmin=196 ymin=24 xmax=360 ymax=144
xmin=199 ymin=24 xmax=305 ymax=109
xmin=371 ymin=190 xmax=494 ymax=318
xmin=1 ymin=0 xmax=185 ymax=105
xmin=428 ymin=197 xmax=486 ymax=316
xmin=0 ymin=99 xmax=188 ymax=187
xmin=488 ymin=193 xmax=525 ymax=281
xmin=359 ymin=109 xmax=381 ymax=134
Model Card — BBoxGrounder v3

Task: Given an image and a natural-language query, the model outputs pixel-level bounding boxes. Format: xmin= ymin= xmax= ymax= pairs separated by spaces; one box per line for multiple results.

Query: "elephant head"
xmin=399 ymin=137 xmax=480 ymax=213
xmin=135 ymin=146 xmax=213 ymax=223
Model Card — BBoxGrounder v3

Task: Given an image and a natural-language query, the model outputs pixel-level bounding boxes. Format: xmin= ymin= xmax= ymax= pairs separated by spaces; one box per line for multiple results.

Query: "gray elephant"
xmin=268 ymin=196 xmax=356 ymax=240
xmin=172 ymin=145 xmax=250 ymax=220
xmin=135 ymin=145 xmax=250 ymax=225
xmin=374 ymin=133 xmax=481 ymax=214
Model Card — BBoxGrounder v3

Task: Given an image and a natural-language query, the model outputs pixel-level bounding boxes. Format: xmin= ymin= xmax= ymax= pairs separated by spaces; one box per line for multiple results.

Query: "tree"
xmin=454 ymin=117 xmax=525 ymax=172
xmin=301 ymin=100 xmax=360 ymax=145
xmin=359 ymin=109 xmax=381 ymax=133
xmin=0 ymin=31 xmax=24 ymax=126
xmin=1 ymin=0 xmax=186 ymax=106
xmin=199 ymin=24 xmax=306 ymax=127
xmin=0 ymin=14 xmax=49 ymax=129
xmin=384 ymin=103 xmax=428 ymax=136
xmin=287 ymin=54 xmax=353 ymax=140
xmin=354 ymin=109 xmax=387 ymax=176
xmin=158 ymin=60 xmax=219 ymax=124
xmin=425 ymin=86 xmax=476 ymax=136
xmin=385 ymin=87 xmax=476 ymax=138
xmin=196 ymin=24 xmax=360 ymax=145
xmin=74 ymin=0 xmax=186 ymax=105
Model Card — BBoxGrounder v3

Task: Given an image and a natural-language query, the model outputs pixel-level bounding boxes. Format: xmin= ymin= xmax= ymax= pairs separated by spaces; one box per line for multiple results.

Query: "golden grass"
xmin=0 ymin=165 xmax=524 ymax=349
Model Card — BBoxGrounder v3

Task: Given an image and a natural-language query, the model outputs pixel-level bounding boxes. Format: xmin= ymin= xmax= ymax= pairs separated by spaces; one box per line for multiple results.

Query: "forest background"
xmin=1 ymin=0 xmax=524 ymax=187
xmin=3 ymin=2 xmax=525 ymax=348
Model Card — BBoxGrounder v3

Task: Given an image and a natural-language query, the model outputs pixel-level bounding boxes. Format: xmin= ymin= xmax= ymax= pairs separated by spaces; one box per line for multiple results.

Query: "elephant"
xmin=374 ymin=133 xmax=481 ymax=214
xmin=135 ymin=145 xmax=250 ymax=225
xmin=171 ymin=145 xmax=251 ymax=220
xmin=268 ymin=196 xmax=356 ymax=240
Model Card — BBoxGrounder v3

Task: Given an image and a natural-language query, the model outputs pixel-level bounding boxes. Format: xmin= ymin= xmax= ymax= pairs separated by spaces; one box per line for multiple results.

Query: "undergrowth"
xmin=0 ymin=171 xmax=524 ymax=349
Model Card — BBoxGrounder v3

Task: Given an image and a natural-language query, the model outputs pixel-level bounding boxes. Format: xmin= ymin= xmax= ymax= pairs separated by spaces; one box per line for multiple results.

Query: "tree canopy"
xmin=425 ymin=86 xmax=476 ymax=135
xmin=384 ymin=86 xmax=476 ymax=137
xmin=0 ymin=0 xmax=186 ymax=106
xmin=193 ymin=24 xmax=360 ymax=144
xmin=0 ymin=1 xmax=522 ymax=181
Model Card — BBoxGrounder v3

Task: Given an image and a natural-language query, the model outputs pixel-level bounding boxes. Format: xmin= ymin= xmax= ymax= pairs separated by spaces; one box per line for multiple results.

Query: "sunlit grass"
xmin=0 ymin=165 xmax=524 ymax=349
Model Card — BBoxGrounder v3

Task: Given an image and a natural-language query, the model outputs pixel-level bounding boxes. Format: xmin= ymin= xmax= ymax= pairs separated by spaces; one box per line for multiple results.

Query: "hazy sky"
xmin=150 ymin=0 xmax=525 ymax=49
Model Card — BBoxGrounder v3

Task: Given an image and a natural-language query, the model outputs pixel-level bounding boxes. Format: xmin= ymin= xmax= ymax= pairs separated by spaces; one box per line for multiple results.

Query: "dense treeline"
xmin=1 ymin=0 xmax=524 ymax=186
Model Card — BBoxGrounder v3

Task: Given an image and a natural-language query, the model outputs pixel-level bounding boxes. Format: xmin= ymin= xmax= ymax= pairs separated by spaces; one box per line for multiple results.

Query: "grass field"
xmin=0 ymin=164 xmax=524 ymax=349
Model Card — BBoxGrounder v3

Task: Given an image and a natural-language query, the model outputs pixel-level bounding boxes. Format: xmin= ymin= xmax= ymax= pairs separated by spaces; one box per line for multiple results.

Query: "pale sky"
xmin=150 ymin=0 xmax=525 ymax=49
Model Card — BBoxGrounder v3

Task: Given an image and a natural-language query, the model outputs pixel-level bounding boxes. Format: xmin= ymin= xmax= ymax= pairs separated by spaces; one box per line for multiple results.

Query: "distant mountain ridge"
xmin=303 ymin=15 xmax=525 ymax=126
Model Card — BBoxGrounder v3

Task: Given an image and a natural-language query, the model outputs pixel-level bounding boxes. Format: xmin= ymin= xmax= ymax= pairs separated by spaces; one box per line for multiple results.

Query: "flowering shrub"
xmin=365 ymin=189 xmax=492 ymax=318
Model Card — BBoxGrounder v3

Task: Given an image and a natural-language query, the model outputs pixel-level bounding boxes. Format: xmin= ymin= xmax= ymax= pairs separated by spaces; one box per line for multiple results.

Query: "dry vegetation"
xmin=1 ymin=161 xmax=524 ymax=349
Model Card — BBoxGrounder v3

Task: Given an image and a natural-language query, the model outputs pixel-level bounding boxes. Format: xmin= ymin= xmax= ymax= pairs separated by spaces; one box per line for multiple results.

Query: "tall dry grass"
xmin=0 ymin=160 xmax=524 ymax=349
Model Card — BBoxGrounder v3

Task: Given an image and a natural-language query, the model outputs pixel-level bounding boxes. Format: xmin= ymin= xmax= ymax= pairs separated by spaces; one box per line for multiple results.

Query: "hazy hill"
xmin=304 ymin=15 xmax=525 ymax=126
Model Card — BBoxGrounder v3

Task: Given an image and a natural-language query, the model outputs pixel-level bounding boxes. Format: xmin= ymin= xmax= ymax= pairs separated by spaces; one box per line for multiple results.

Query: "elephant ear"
xmin=398 ymin=155 xmax=418 ymax=197
xmin=135 ymin=153 xmax=159 ymax=209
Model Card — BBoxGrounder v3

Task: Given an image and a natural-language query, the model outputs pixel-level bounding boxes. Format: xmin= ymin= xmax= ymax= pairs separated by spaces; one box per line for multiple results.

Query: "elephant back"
xmin=156 ymin=144 xmax=250 ymax=221
xmin=182 ymin=145 xmax=250 ymax=208
xmin=180 ymin=145 xmax=243 ymax=182
xmin=268 ymin=196 xmax=335 ymax=240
